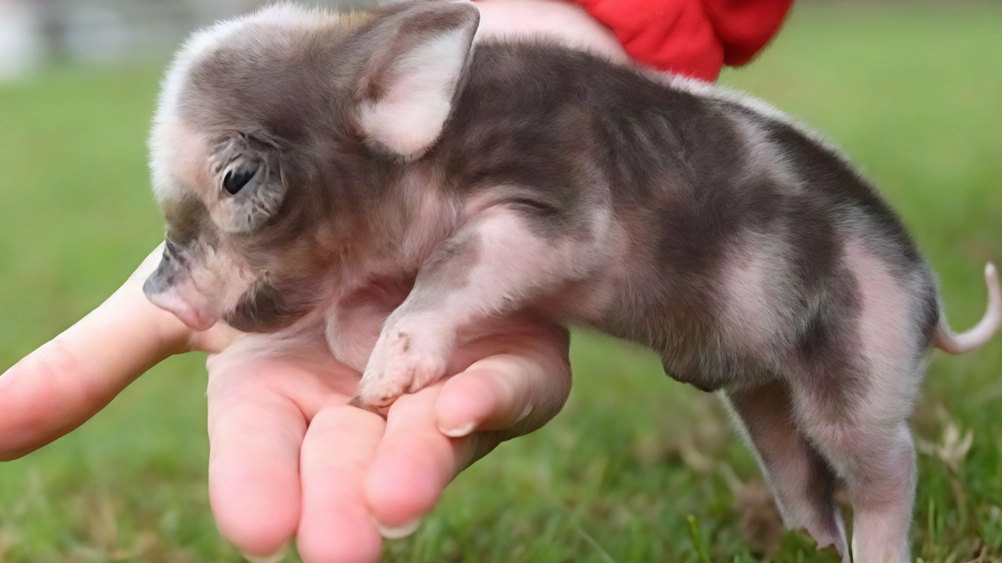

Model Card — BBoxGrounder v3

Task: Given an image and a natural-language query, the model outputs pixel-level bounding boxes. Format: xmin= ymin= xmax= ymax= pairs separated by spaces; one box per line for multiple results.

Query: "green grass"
xmin=1 ymin=3 xmax=1001 ymax=561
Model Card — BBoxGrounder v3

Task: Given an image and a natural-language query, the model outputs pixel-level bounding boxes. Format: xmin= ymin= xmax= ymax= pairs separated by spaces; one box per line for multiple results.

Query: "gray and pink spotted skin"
xmin=142 ymin=2 xmax=1001 ymax=561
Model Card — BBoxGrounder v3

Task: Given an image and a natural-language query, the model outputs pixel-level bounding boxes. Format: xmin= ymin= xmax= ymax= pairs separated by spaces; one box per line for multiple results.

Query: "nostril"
xmin=223 ymin=161 xmax=259 ymax=195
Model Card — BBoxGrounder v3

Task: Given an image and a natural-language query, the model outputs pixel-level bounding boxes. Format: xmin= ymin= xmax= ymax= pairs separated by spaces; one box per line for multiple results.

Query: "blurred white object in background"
xmin=0 ymin=0 xmax=42 ymax=82
xmin=0 ymin=0 xmax=380 ymax=83
xmin=64 ymin=5 xmax=132 ymax=63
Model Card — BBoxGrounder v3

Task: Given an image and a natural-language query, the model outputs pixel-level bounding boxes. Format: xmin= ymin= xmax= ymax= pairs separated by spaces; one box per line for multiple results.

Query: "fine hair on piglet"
xmin=143 ymin=3 xmax=1002 ymax=561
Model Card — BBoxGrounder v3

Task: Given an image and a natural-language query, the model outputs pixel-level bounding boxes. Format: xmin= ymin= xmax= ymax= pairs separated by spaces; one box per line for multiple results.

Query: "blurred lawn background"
xmin=1 ymin=2 xmax=1001 ymax=562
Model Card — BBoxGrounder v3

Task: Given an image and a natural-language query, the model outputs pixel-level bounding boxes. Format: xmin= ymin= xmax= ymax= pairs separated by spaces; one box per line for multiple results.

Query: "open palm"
xmin=0 ymin=248 xmax=571 ymax=563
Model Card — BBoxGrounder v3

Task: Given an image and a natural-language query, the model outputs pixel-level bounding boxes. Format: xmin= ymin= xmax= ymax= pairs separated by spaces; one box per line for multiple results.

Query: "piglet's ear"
xmin=357 ymin=2 xmax=479 ymax=158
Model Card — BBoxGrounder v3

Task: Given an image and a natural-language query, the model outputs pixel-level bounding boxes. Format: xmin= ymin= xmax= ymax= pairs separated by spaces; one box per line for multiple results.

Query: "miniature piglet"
xmin=143 ymin=2 xmax=1001 ymax=561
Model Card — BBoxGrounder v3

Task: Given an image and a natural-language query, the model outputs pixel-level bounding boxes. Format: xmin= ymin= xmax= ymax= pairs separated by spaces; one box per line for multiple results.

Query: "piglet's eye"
xmin=223 ymin=161 xmax=259 ymax=195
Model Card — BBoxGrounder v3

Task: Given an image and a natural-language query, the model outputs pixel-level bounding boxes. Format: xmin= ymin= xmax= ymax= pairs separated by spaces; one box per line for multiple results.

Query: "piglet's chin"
xmin=146 ymin=288 xmax=220 ymax=332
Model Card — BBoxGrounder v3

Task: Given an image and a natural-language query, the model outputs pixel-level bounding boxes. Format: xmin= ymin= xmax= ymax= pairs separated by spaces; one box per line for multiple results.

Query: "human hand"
xmin=0 ymin=247 xmax=571 ymax=562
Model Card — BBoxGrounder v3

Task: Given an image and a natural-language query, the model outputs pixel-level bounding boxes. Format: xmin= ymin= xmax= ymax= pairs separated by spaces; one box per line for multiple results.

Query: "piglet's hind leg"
xmin=791 ymin=368 xmax=917 ymax=563
xmin=724 ymin=380 xmax=849 ymax=561
xmin=354 ymin=205 xmax=600 ymax=409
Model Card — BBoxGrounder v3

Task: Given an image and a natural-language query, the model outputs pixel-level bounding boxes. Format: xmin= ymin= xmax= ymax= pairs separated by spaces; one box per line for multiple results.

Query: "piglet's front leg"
xmin=353 ymin=205 xmax=595 ymax=410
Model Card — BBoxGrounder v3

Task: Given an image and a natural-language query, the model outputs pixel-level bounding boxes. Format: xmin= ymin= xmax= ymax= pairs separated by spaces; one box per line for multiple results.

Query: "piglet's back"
xmin=430 ymin=40 xmax=939 ymax=390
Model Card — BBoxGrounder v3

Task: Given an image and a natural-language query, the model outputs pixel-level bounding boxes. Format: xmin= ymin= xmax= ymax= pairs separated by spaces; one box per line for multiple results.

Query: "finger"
xmin=364 ymin=324 xmax=572 ymax=532
xmin=297 ymin=404 xmax=385 ymax=563
xmin=436 ymin=324 xmax=571 ymax=439
xmin=433 ymin=354 xmax=564 ymax=439
xmin=0 ymin=249 xmax=192 ymax=460
xmin=206 ymin=358 xmax=309 ymax=560
xmin=364 ymin=386 xmax=460 ymax=534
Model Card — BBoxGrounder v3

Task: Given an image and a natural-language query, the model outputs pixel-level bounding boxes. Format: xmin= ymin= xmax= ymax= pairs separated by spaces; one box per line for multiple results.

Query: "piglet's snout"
xmin=143 ymin=247 xmax=221 ymax=332
xmin=145 ymin=285 xmax=219 ymax=331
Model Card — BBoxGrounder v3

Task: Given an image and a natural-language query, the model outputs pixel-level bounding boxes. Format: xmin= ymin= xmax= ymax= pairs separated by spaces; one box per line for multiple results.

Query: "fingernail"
xmin=440 ymin=421 xmax=476 ymax=438
xmin=373 ymin=516 xmax=423 ymax=539
xmin=241 ymin=545 xmax=287 ymax=563
xmin=516 ymin=403 xmax=533 ymax=422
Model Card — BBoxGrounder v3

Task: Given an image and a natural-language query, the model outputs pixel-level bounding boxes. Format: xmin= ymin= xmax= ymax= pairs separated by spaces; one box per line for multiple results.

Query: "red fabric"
xmin=571 ymin=0 xmax=794 ymax=81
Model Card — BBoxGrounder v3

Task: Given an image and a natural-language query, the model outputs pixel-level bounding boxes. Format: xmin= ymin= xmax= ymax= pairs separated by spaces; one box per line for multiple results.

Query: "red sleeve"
xmin=570 ymin=0 xmax=794 ymax=81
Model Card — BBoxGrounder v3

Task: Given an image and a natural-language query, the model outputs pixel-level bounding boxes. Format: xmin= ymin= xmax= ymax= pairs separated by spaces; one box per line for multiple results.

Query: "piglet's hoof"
xmin=350 ymin=372 xmax=410 ymax=415
xmin=357 ymin=329 xmax=450 ymax=411
xmin=347 ymin=394 xmax=392 ymax=417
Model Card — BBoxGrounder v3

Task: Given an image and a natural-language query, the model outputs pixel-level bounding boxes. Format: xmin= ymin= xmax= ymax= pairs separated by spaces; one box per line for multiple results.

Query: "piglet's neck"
xmin=325 ymin=166 xmax=460 ymax=295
